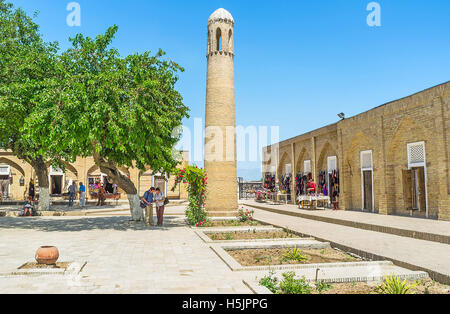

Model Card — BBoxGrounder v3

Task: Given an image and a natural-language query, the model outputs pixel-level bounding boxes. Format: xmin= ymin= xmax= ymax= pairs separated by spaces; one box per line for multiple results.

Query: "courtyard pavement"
xmin=0 ymin=212 xmax=252 ymax=294
xmin=1 ymin=202 xmax=449 ymax=294
xmin=242 ymin=203 xmax=450 ymax=285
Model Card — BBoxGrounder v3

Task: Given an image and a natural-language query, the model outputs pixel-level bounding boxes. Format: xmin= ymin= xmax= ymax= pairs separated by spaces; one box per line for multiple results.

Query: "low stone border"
xmin=210 ymin=240 xmax=331 ymax=272
xmin=194 ymin=226 xmax=313 ymax=244
xmin=0 ymin=261 xmax=87 ymax=278
xmin=242 ymin=279 xmax=273 ymax=294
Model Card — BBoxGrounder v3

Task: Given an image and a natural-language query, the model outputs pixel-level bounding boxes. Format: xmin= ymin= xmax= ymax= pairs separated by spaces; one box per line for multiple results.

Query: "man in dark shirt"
xmin=141 ymin=187 xmax=155 ymax=226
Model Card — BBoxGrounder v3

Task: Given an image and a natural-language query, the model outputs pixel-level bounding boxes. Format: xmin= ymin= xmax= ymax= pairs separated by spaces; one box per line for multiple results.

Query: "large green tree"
xmin=0 ymin=0 xmax=63 ymax=210
xmin=27 ymin=26 xmax=189 ymax=220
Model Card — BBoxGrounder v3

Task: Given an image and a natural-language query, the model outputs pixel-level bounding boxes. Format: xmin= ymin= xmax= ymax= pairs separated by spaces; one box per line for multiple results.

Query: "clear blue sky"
xmin=10 ymin=0 xmax=450 ymax=180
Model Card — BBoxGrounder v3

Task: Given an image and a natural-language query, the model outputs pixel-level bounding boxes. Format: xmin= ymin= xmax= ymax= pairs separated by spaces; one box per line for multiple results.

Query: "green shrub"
xmin=279 ymin=272 xmax=312 ymax=294
xmin=315 ymin=281 xmax=333 ymax=293
xmin=375 ymin=275 xmax=418 ymax=294
xmin=282 ymin=245 xmax=307 ymax=263
xmin=259 ymin=271 xmax=279 ymax=294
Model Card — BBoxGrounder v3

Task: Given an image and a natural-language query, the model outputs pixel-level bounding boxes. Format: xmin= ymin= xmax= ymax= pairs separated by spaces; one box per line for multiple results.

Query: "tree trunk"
xmin=31 ymin=158 xmax=50 ymax=211
xmin=91 ymin=151 xmax=143 ymax=221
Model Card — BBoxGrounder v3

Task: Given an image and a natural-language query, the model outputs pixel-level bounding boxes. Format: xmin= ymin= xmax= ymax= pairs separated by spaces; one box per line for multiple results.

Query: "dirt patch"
xmin=208 ymin=231 xmax=300 ymax=241
xmin=228 ymin=247 xmax=360 ymax=266
xmin=316 ymin=278 xmax=450 ymax=294
xmin=19 ymin=262 xmax=72 ymax=270
xmin=200 ymin=220 xmax=261 ymax=228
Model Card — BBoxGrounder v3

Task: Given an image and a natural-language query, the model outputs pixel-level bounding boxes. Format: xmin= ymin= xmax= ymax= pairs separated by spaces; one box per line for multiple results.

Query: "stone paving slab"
xmin=245 ymin=206 xmax=450 ymax=285
xmin=0 ymin=215 xmax=252 ymax=294
xmin=243 ymin=200 xmax=450 ymax=244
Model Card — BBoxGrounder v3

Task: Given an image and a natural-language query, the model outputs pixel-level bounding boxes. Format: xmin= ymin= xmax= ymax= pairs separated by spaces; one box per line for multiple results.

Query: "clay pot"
xmin=35 ymin=246 xmax=59 ymax=265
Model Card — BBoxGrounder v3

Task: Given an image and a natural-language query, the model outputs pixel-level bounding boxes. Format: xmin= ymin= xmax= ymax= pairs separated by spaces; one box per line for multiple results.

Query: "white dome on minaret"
xmin=208 ymin=8 xmax=234 ymax=23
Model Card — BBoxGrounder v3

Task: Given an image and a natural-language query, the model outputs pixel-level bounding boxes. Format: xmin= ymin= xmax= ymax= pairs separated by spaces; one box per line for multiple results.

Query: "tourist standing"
xmin=79 ymin=182 xmax=86 ymax=208
xmin=68 ymin=182 xmax=77 ymax=207
xmin=154 ymin=187 xmax=166 ymax=227
xmin=141 ymin=187 xmax=155 ymax=226
xmin=97 ymin=184 xmax=106 ymax=206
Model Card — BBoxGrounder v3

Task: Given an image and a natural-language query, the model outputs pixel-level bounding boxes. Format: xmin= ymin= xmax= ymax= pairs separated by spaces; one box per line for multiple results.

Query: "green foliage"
xmin=259 ymin=272 xmax=335 ymax=294
xmin=259 ymin=271 xmax=279 ymax=294
xmin=375 ymin=275 xmax=418 ymax=294
xmin=0 ymin=0 xmax=63 ymax=165
xmin=315 ymin=281 xmax=333 ymax=293
xmin=172 ymin=165 xmax=207 ymax=225
xmin=282 ymin=245 xmax=307 ymax=263
xmin=279 ymin=272 xmax=312 ymax=294
xmin=25 ymin=24 xmax=189 ymax=180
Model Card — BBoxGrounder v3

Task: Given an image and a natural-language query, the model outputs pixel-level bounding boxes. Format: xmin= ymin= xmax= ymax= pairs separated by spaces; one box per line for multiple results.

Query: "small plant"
xmin=238 ymin=208 xmax=255 ymax=222
xmin=195 ymin=219 xmax=210 ymax=227
xmin=259 ymin=271 xmax=279 ymax=294
xmin=284 ymin=227 xmax=292 ymax=236
xmin=225 ymin=232 xmax=234 ymax=240
xmin=315 ymin=281 xmax=333 ymax=293
xmin=375 ymin=275 xmax=418 ymax=294
xmin=279 ymin=272 xmax=312 ymax=294
xmin=282 ymin=245 xmax=307 ymax=263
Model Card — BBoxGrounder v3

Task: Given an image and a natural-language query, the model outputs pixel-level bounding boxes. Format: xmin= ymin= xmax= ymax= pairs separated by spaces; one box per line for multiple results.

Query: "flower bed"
xmin=207 ymin=230 xmax=300 ymax=241
xmin=227 ymin=247 xmax=361 ymax=266
xmin=259 ymin=272 xmax=450 ymax=294
xmin=196 ymin=219 xmax=262 ymax=228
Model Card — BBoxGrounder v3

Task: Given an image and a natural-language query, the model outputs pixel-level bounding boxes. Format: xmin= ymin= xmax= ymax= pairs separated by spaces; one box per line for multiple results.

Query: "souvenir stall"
xmin=295 ymin=172 xmax=312 ymax=197
xmin=88 ymin=170 xmax=121 ymax=203
xmin=297 ymin=170 xmax=330 ymax=210
xmin=279 ymin=173 xmax=292 ymax=202
xmin=263 ymin=173 xmax=276 ymax=191
xmin=261 ymin=173 xmax=277 ymax=203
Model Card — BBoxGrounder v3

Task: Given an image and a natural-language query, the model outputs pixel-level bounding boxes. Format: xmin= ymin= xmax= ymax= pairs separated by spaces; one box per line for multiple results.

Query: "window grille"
xmin=408 ymin=143 xmax=425 ymax=165
xmin=304 ymin=160 xmax=311 ymax=173
xmin=327 ymin=156 xmax=337 ymax=172
xmin=361 ymin=151 xmax=373 ymax=169
xmin=0 ymin=166 xmax=10 ymax=175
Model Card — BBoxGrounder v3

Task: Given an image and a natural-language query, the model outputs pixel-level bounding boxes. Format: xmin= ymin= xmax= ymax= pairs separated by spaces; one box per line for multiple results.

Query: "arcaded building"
xmin=0 ymin=151 xmax=189 ymax=202
xmin=263 ymin=82 xmax=449 ymax=221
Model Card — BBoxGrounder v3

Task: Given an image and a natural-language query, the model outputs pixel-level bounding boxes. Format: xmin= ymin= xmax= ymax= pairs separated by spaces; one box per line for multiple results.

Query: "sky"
xmin=9 ymin=0 xmax=450 ymax=180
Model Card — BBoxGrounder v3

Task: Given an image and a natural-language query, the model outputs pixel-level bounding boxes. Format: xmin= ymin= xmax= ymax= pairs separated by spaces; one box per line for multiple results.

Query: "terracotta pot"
xmin=35 ymin=246 xmax=59 ymax=265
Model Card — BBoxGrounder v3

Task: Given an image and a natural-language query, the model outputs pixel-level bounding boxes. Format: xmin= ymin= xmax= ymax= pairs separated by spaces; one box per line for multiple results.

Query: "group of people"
xmin=141 ymin=187 xmax=167 ymax=227
xmin=68 ymin=181 xmax=87 ymax=207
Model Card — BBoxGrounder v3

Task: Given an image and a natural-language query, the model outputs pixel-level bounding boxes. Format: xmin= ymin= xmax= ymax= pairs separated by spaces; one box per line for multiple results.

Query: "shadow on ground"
xmin=0 ymin=215 xmax=187 ymax=233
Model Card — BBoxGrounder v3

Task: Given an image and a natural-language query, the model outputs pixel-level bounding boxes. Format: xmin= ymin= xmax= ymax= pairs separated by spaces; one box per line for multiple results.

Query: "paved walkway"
xmin=0 ymin=214 xmax=251 ymax=294
xmin=242 ymin=200 xmax=450 ymax=244
xmin=242 ymin=204 xmax=450 ymax=285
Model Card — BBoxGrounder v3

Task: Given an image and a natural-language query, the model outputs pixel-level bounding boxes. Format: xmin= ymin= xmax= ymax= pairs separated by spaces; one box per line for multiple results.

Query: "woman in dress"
xmin=154 ymin=188 xmax=166 ymax=227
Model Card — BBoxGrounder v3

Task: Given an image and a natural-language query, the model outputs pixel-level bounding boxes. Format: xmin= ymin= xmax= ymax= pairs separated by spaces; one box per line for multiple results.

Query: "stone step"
xmin=244 ymin=202 xmax=450 ymax=245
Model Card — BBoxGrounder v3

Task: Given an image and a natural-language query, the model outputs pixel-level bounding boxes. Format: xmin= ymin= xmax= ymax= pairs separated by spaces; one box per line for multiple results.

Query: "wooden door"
xmin=51 ymin=175 xmax=63 ymax=195
xmin=363 ymin=170 xmax=373 ymax=211
xmin=402 ymin=170 xmax=413 ymax=210
xmin=416 ymin=167 xmax=426 ymax=212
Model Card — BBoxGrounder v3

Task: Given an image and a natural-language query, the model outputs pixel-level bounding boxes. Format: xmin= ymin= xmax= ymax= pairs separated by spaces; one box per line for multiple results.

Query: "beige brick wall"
xmin=264 ymin=82 xmax=450 ymax=221
xmin=0 ymin=152 xmax=189 ymax=202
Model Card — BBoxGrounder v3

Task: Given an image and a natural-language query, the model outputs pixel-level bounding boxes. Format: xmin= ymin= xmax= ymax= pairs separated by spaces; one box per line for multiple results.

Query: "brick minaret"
xmin=204 ymin=8 xmax=238 ymax=216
